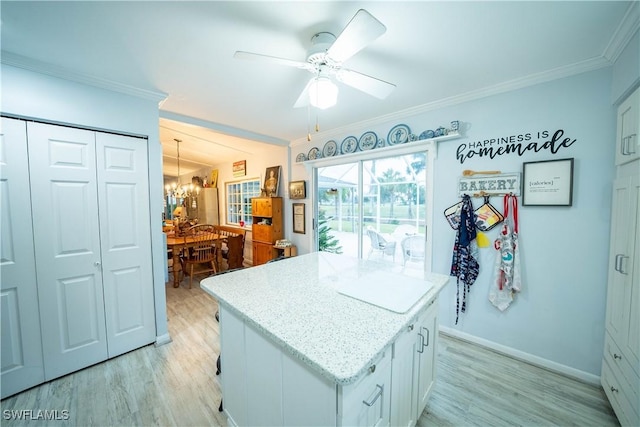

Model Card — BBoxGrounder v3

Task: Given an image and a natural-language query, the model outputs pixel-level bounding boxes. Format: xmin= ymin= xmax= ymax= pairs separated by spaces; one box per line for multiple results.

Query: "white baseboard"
xmin=155 ymin=333 xmax=172 ymax=347
xmin=439 ymin=326 xmax=601 ymax=386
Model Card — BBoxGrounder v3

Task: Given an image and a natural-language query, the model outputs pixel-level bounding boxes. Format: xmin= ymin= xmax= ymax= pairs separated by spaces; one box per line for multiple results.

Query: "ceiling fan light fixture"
xmin=308 ymin=76 xmax=338 ymax=109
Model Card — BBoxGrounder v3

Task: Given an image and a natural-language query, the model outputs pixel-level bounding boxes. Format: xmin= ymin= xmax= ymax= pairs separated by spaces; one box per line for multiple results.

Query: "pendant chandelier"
xmin=165 ymin=138 xmax=200 ymax=204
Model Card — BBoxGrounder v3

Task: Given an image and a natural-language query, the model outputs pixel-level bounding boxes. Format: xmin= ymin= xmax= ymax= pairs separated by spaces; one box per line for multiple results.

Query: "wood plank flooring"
xmin=2 ymin=278 xmax=619 ymax=426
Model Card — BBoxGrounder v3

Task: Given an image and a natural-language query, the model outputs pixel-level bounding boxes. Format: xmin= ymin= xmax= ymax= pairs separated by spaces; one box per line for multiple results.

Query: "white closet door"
xmin=0 ymin=118 xmax=45 ymax=398
xmin=95 ymin=132 xmax=155 ymax=357
xmin=27 ymin=122 xmax=108 ymax=380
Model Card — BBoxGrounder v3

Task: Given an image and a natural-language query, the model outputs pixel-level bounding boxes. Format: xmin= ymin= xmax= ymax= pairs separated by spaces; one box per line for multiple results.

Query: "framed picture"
xmin=293 ymin=203 xmax=305 ymax=234
xmin=232 ymin=161 xmax=246 ymax=178
xmin=264 ymin=165 xmax=281 ymax=197
xmin=289 ymin=180 xmax=306 ymax=199
xmin=522 ymin=158 xmax=574 ymax=206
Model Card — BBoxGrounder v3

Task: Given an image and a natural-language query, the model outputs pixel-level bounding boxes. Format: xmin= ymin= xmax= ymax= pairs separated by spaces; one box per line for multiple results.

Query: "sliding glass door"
xmin=316 ymin=151 xmax=428 ymax=269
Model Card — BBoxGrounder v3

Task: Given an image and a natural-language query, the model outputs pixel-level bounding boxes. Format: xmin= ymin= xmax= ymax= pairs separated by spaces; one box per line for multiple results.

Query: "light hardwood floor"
xmin=2 ymin=277 xmax=619 ymax=427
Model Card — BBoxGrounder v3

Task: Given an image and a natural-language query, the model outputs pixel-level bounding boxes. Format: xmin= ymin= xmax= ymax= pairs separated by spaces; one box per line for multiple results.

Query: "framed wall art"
xmin=289 ymin=180 xmax=306 ymax=199
xmin=293 ymin=203 xmax=305 ymax=234
xmin=522 ymin=158 xmax=574 ymax=206
xmin=264 ymin=165 xmax=281 ymax=197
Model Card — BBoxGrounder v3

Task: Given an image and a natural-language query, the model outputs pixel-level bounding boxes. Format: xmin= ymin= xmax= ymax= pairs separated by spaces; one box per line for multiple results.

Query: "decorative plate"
xmin=296 ymin=152 xmax=307 ymax=162
xmin=419 ymin=130 xmax=435 ymax=140
xmin=322 ymin=140 xmax=338 ymax=157
xmin=308 ymin=147 xmax=320 ymax=160
xmin=358 ymin=131 xmax=377 ymax=151
xmin=341 ymin=136 xmax=358 ymax=154
xmin=387 ymin=124 xmax=411 ymax=145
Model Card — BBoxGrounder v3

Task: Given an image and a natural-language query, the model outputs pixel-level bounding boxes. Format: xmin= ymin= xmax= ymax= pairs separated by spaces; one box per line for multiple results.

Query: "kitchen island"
xmin=201 ymin=252 xmax=449 ymax=427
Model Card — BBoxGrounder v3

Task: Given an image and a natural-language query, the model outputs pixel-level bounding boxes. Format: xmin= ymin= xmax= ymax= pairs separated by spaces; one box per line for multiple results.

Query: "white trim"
xmin=603 ymin=2 xmax=640 ymax=62
xmin=439 ymin=326 xmax=601 ymax=386
xmin=1 ymin=51 xmax=168 ymax=103
xmin=154 ymin=333 xmax=172 ymax=347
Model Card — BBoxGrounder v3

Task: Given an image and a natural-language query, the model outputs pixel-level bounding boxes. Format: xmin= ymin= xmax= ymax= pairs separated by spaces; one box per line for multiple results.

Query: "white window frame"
xmin=225 ymin=177 xmax=261 ymax=228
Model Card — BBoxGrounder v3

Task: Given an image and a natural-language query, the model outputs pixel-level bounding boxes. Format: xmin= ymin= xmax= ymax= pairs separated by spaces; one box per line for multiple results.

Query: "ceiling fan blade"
xmin=293 ymin=80 xmax=312 ymax=108
xmin=336 ymin=68 xmax=395 ymax=99
xmin=234 ymin=51 xmax=313 ymax=71
xmin=326 ymin=9 xmax=386 ymax=63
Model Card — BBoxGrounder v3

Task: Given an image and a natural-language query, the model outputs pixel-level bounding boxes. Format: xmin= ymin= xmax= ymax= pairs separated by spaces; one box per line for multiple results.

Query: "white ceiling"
xmin=1 ymin=1 xmax=637 ymax=177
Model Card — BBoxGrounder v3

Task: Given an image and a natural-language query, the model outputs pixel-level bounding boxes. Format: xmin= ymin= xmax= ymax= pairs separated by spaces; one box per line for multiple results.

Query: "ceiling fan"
xmin=234 ymin=9 xmax=396 ymax=110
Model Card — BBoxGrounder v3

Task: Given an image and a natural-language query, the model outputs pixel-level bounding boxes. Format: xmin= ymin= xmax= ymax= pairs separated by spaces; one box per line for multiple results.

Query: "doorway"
xmin=316 ymin=151 xmax=429 ymax=270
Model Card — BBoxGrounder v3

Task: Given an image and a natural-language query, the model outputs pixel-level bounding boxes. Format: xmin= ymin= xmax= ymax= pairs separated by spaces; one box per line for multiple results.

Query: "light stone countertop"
xmin=200 ymin=252 xmax=449 ymax=385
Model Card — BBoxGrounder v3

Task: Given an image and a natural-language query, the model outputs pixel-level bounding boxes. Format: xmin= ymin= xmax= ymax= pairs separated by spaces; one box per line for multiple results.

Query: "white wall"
xmin=1 ymin=64 xmax=169 ymax=341
xmin=289 ymin=67 xmax=616 ymax=378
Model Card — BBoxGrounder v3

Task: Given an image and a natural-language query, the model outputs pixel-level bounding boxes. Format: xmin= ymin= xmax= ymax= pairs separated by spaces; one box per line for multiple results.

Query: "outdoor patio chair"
xmin=401 ymin=235 xmax=425 ymax=266
xmin=366 ymin=228 xmax=396 ymax=261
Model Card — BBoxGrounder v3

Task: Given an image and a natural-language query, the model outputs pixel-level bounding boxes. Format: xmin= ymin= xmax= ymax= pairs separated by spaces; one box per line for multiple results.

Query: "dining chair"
xmin=366 ymin=228 xmax=396 ymax=261
xmin=180 ymin=224 xmax=219 ymax=288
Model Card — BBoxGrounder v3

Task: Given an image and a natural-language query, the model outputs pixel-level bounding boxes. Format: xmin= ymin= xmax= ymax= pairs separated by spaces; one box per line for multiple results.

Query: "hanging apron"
xmin=489 ymin=194 xmax=522 ymax=311
xmin=450 ymin=194 xmax=479 ymax=324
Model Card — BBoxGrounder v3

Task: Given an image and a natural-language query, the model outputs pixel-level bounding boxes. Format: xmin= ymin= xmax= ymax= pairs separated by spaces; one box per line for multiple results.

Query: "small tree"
xmin=318 ymin=210 xmax=343 ymax=254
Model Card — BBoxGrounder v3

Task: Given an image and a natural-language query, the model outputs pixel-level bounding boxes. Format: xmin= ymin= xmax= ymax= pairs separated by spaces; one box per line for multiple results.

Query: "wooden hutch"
xmin=251 ymin=196 xmax=283 ymax=265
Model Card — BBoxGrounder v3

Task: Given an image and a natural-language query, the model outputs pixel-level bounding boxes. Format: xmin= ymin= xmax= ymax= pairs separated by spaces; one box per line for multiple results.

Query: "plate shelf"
xmin=301 ymin=131 xmax=461 ymax=168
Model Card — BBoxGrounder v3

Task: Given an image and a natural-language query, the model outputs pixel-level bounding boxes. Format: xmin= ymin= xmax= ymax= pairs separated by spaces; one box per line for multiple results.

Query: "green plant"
xmin=318 ymin=210 xmax=343 ymax=254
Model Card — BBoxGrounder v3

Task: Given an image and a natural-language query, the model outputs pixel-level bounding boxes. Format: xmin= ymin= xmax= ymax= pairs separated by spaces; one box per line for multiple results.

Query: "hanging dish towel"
xmin=450 ymin=194 xmax=479 ymax=324
xmin=489 ymin=193 xmax=522 ymax=311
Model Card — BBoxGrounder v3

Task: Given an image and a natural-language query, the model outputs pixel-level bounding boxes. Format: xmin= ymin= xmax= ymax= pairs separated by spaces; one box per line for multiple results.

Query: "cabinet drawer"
xmin=602 ymin=359 xmax=639 ymax=427
xmin=253 ymin=224 xmax=274 ymax=243
xmin=604 ymin=332 xmax=639 ymax=398
xmin=252 ymin=198 xmax=273 ymax=217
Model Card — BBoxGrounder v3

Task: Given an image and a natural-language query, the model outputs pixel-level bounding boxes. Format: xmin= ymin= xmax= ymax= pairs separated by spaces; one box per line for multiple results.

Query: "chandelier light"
xmin=165 ymin=138 xmax=200 ymax=205
xmin=308 ymin=76 xmax=338 ymax=109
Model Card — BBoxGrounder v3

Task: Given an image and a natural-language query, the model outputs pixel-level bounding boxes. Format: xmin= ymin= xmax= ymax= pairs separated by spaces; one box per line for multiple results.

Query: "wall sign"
xmin=522 ymin=158 xmax=574 ymax=206
xmin=233 ymin=160 xmax=246 ymax=177
xmin=455 ymin=129 xmax=576 ymax=164
xmin=459 ymin=173 xmax=521 ymax=197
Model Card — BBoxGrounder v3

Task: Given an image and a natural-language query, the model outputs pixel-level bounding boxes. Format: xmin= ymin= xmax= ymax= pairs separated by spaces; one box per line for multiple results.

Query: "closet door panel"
xmin=27 ymin=122 xmax=108 ymax=380
xmin=96 ymin=132 xmax=155 ymax=357
xmin=0 ymin=118 xmax=45 ymax=398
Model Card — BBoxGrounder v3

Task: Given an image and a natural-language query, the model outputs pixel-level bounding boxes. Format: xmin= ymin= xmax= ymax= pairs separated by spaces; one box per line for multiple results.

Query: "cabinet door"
xmin=0 ymin=118 xmax=45 ymax=398
xmin=416 ymin=301 xmax=438 ymax=417
xmin=615 ymin=87 xmax=639 ymax=165
xmin=252 ymin=197 xmax=272 ymax=217
xmin=390 ymin=324 xmax=418 ymax=427
xmin=95 ymin=132 xmax=155 ymax=357
xmin=27 ymin=122 xmax=108 ymax=380
xmin=605 ymin=173 xmax=640 ymax=373
xmin=253 ymin=241 xmax=276 ymax=265
xmin=341 ymin=351 xmax=392 ymax=427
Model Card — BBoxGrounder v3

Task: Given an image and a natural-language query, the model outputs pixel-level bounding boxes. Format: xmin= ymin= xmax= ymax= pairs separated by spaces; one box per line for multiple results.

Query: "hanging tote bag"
xmin=489 ymin=194 xmax=522 ymax=311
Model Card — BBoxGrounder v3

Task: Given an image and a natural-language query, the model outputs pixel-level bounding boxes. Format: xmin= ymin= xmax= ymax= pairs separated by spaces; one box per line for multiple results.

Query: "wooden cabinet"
xmin=615 ymin=86 xmax=639 ymax=166
xmin=415 ymin=300 xmax=438 ymax=415
xmin=251 ymin=197 xmax=283 ymax=265
xmin=602 ymin=86 xmax=640 ymax=426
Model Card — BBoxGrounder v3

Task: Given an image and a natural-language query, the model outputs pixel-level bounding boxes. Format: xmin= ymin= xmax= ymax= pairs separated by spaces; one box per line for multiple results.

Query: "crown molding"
xmin=291 ymin=55 xmax=611 ymax=147
xmin=1 ymin=51 xmax=168 ymax=103
xmin=603 ymin=1 xmax=639 ymax=62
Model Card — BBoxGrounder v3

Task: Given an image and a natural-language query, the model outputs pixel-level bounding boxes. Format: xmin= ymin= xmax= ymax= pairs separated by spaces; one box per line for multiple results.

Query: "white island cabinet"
xmin=201 ymin=252 xmax=449 ymax=427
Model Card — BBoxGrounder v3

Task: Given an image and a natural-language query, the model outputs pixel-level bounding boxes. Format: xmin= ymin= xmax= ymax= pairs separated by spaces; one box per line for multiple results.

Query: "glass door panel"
xmin=316 ymin=152 xmax=428 ymax=270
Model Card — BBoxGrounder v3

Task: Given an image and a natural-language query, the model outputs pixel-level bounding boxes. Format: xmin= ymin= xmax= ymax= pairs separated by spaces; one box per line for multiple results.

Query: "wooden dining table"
xmin=166 ymin=233 xmax=223 ymax=288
